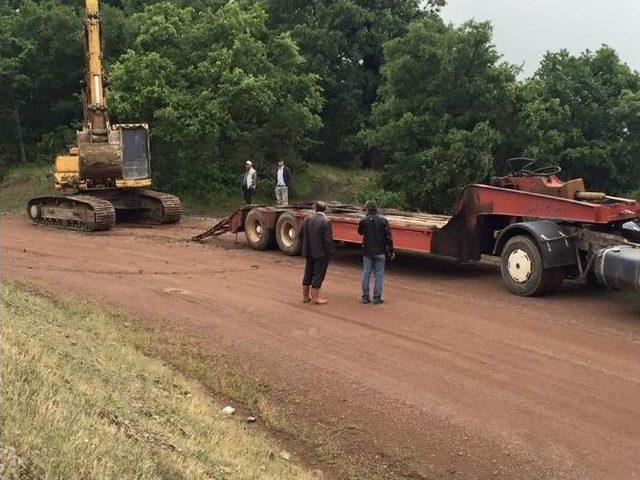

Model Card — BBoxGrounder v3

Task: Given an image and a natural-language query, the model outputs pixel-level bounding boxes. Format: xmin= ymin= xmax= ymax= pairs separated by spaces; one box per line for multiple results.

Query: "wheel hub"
xmin=280 ymin=222 xmax=296 ymax=248
xmin=278 ymin=221 xmax=296 ymax=248
xmin=508 ymin=249 xmax=532 ymax=283
xmin=247 ymin=221 xmax=263 ymax=243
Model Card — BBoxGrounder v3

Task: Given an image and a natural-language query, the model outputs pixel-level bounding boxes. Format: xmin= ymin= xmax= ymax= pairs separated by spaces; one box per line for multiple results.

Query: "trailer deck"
xmin=191 ymin=202 xmax=451 ymax=253
xmin=290 ymin=204 xmax=450 ymax=253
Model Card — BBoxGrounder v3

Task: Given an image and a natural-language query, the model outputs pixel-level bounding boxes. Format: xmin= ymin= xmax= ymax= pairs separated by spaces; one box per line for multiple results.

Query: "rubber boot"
xmin=302 ymin=285 xmax=312 ymax=303
xmin=310 ymin=287 xmax=328 ymax=305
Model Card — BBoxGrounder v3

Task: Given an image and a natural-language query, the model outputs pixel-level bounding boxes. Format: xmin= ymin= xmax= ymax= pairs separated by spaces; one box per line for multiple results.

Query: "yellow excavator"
xmin=27 ymin=0 xmax=181 ymax=231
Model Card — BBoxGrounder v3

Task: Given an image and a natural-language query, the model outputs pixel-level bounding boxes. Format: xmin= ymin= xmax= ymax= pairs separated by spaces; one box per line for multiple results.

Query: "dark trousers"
xmin=302 ymin=256 xmax=330 ymax=289
xmin=243 ymin=187 xmax=254 ymax=204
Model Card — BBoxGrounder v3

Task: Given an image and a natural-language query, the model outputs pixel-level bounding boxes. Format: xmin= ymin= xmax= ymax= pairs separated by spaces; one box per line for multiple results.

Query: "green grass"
xmin=293 ymin=163 xmax=377 ymax=202
xmin=0 ymin=163 xmax=53 ymax=213
xmin=1 ymin=282 xmax=315 ymax=480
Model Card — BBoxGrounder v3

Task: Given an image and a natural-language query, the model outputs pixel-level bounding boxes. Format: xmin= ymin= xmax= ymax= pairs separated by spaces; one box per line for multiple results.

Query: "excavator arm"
xmin=83 ymin=0 xmax=109 ymax=138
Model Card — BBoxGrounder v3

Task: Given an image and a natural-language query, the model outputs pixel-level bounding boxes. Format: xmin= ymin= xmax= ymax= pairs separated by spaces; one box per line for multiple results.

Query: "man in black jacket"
xmin=357 ymin=200 xmax=394 ymax=304
xmin=299 ymin=201 xmax=335 ymax=304
xmin=275 ymin=160 xmax=292 ymax=207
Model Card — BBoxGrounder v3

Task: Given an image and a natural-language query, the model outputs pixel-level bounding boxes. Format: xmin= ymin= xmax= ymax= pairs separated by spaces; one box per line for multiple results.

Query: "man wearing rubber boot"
xmin=358 ymin=200 xmax=394 ymax=304
xmin=299 ymin=201 xmax=335 ymax=304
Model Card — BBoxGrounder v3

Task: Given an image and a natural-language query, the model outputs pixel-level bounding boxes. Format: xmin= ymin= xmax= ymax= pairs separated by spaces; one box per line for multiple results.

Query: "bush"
xmin=352 ymin=176 xmax=407 ymax=210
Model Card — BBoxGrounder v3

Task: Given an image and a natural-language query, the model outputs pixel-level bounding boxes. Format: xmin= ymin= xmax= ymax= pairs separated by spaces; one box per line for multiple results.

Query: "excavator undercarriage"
xmin=28 ymin=190 xmax=181 ymax=231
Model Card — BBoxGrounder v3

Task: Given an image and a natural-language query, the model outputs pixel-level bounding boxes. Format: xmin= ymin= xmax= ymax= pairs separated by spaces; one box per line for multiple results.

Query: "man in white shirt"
xmin=242 ymin=161 xmax=257 ymax=204
xmin=275 ymin=160 xmax=292 ymax=207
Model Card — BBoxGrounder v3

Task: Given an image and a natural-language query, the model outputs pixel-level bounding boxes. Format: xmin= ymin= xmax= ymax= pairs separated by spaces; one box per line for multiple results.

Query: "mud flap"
xmin=494 ymin=220 xmax=576 ymax=269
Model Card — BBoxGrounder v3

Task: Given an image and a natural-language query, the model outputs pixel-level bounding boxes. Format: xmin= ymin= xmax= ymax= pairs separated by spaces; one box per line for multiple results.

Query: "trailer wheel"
xmin=500 ymin=235 xmax=565 ymax=296
xmin=275 ymin=212 xmax=301 ymax=255
xmin=245 ymin=209 xmax=275 ymax=250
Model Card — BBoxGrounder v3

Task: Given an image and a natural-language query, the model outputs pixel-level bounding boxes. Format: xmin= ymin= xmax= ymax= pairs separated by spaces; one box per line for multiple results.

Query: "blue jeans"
xmin=362 ymin=255 xmax=385 ymax=301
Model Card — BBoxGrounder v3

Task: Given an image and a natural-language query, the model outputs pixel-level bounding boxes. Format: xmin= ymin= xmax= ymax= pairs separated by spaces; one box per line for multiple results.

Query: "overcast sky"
xmin=439 ymin=0 xmax=640 ymax=78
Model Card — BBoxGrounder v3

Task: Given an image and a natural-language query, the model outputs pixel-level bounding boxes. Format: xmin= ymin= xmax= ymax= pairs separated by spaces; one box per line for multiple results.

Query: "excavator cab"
xmin=119 ymin=125 xmax=151 ymax=182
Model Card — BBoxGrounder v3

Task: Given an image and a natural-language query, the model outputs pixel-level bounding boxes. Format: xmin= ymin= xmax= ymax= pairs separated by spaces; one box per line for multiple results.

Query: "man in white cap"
xmin=242 ymin=161 xmax=257 ymax=204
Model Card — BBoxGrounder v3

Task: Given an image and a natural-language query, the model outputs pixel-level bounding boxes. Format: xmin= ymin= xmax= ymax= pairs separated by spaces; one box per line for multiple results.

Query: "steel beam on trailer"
xmin=459 ymin=185 xmax=639 ymax=224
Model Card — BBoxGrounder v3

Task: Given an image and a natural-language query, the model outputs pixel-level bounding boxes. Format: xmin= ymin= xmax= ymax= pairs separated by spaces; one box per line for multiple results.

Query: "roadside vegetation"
xmin=1 ymin=282 xmax=315 ymax=479
xmin=0 ymin=163 xmax=52 ymax=214
xmin=2 ymin=1 xmax=638 ymax=213
xmin=1 ymin=162 xmax=396 ymax=216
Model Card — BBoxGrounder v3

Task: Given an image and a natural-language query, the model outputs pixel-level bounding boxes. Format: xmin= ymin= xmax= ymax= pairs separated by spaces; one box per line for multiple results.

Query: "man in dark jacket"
xmin=299 ymin=201 xmax=335 ymax=304
xmin=275 ymin=160 xmax=292 ymax=207
xmin=357 ymin=200 xmax=394 ymax=304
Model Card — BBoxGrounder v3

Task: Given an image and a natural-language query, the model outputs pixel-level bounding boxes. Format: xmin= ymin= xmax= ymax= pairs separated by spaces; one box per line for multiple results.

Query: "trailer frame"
xmin=191 ymin=181 xmax=640 ymax=296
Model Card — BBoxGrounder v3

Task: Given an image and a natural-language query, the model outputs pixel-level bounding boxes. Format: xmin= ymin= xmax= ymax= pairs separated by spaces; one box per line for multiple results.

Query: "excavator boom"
xmin=84 ymin=0 xmax=108 ymax=136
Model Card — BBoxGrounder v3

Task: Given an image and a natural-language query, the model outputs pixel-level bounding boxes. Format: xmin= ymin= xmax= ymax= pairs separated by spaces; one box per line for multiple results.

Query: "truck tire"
xmin=275 ymin=212 xmax=301 ymax=255
xmin=245 ymin=209 xmax=275 ymax=250
xmin=500 ymin=235 xmax=565 ymax=296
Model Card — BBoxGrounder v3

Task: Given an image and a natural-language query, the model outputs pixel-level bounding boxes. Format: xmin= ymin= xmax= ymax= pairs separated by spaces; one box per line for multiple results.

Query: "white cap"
xmin=245 ymin=161 xmax=252 ymax=166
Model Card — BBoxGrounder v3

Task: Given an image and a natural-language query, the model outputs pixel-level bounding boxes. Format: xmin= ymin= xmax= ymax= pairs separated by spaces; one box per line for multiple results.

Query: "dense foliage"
xmin=518 ymin=47 xmax=640 ymax=195
xmin=1 ymin=0 xmax=638 ymax=210
xmin=264 ymin=0 xmax=438 ymax=166
xmin=362 ymin=17 xmax=518 ymax=210
xmin=108 ymin=1 xmax=323 ymax=195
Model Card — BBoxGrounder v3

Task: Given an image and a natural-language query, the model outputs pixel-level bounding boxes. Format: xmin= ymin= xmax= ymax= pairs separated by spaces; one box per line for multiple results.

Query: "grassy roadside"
xmin=0 ymin=163 xmax=53 ymax=214
xmin=1 ymin=282 xmax=315 ymax=480
xmin=172 ymin=163 xmax=381 ymax=216
xmin=0 ymin=162 xmax=384 ymax=217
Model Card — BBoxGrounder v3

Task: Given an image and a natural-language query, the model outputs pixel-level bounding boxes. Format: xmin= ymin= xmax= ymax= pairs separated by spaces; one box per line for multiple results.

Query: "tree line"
xmin=1 ymin=0 xmax=638 ymax=211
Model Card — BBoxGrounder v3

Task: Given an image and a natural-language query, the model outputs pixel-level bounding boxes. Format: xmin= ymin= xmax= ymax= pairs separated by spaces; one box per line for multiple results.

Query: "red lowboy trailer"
xmin=193 ymin=160 xmax=640 ymax=297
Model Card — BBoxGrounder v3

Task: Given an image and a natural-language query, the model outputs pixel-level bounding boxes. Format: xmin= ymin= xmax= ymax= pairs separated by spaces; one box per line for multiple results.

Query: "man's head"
xmin=277 ymin=160 xmax=284 ymax=168
xmin=245 ymin=160 xmax=252 ymax=170
xmin=315 ymin=201 xmax=327 ymax=212
xmin=364 ymin=200 xmax=377 ymax=213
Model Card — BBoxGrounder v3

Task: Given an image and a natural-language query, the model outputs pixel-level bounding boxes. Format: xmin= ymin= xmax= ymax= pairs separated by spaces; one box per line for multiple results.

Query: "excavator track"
xmin=27 ymin=195 xmax=116 ymax=231
xmin=136 ymin=189 xmax=182 ymax=224
xmin=111 ymin=189 xmax=182 ymax=224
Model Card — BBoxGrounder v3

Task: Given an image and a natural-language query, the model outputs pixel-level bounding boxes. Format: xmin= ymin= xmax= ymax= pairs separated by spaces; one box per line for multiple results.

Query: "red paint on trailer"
xmin=328 ymin=218 xmax=361 ymax=244
xmin=322 ymin=216 xmax=434 ymax=253
xmin=389 ymin=226 xmax=433 ymax=253
xmin=459 ymin=185 xmax=640 ymax=224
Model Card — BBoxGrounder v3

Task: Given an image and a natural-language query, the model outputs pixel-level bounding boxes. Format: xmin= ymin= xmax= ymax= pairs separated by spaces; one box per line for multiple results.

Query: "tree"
xmin=0 ymin=0 xmax=83 ymax=167
xmin=108 ymin=1 xmax=323 ymax=195
xmin=265 ymin=0 xmax=433 ymax=166
xmin=519 ymin=46 xmax=640 ymax=195
xmin=362 ymin=17 xmax=518 ymax=212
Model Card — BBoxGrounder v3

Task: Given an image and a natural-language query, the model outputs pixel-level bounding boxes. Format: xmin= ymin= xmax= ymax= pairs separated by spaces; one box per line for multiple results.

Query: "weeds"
xmin=1 ymin=283 xmax=313 ymax=480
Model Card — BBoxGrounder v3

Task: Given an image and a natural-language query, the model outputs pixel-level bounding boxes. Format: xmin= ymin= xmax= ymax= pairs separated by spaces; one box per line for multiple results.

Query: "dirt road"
xmin=3 ymin=215 xmax=639 ymax=479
